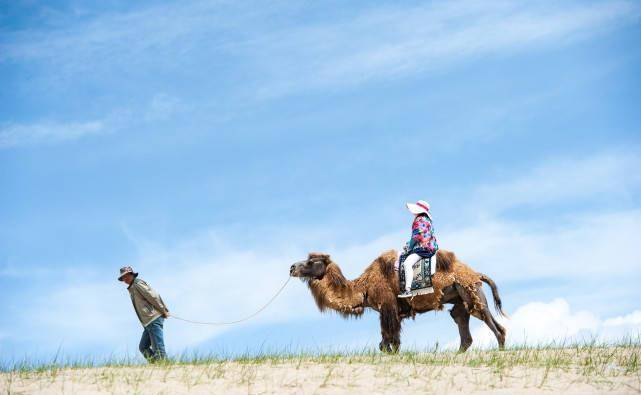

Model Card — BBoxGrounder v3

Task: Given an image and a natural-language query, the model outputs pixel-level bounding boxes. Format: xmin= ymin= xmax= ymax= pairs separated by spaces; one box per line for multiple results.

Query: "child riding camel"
xmin=398 ymin=199 xmax=439 ymax=298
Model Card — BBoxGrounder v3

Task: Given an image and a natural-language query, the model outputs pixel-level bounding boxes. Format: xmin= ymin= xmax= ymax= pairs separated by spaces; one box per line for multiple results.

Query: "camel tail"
xmin=480 ymin=274 xmax=508 ymax=318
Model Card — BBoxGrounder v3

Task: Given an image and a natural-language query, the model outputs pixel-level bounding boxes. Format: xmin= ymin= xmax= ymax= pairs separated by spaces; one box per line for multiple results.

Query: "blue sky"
xmin=1 ymin=0 xmax=640 ymax=363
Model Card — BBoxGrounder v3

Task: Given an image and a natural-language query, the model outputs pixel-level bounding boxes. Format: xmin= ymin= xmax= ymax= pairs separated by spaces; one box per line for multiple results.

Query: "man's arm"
xmin=135 ymin=281 xmax=169 ymax=316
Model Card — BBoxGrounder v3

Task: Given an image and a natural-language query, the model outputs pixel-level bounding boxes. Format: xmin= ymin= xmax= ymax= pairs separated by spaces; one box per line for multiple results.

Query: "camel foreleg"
xmin=450 ymin=302 xmax=472 ymax=352
xmin=378 ymin=303 xmax=401 ymax=353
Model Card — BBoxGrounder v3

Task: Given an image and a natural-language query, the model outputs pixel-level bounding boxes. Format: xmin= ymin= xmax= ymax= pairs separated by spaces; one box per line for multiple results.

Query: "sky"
xmin=1 ymin=0 xmax=641 ymax=364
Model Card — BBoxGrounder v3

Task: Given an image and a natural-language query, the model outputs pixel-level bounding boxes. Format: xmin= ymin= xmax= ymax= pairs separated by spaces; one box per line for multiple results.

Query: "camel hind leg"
xmin=479 ymin=288 xmax=507 ymax=348
xmin=455 ymin=283 xmax=506 ymax=350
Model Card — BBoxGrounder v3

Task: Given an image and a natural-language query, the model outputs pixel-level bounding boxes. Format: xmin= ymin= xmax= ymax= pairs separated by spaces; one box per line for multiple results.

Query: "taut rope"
xmin=171 ymin=276 xmax=291 ymax=326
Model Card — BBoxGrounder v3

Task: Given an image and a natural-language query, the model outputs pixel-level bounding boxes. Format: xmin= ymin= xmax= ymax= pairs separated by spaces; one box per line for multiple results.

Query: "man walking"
xmin=118 ymin=266 xmax=170 ymax=362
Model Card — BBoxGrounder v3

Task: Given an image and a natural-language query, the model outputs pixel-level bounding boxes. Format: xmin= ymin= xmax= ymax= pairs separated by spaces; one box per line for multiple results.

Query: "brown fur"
xmin=436 ymin=249 xmax=455 ymax=272
xmin=307 ymin=263 xmax=366 ymax=318
xmin=378 ymin=250 xmax=396 ymax=278
xmin=294 ymin=249 xmax=507 ymax=352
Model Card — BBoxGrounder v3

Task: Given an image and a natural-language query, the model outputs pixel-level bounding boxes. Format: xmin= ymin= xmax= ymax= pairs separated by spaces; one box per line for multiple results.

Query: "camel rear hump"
xmin=436 ymin=250 xmax=455 ymax=272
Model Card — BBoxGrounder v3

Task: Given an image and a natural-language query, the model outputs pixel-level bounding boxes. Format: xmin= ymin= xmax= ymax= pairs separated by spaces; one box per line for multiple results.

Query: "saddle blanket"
xmin=399 ymin=253 xmax=437 ymax=296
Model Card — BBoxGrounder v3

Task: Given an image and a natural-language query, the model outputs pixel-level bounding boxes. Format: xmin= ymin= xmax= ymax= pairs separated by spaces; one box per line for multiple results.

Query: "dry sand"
xmin=3 ymin=348 xmax=640 ymax=394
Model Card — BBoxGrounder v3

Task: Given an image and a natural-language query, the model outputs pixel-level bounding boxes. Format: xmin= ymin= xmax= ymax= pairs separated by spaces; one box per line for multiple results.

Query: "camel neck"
xmin=308 ymin=269 xmax=365 ymax=317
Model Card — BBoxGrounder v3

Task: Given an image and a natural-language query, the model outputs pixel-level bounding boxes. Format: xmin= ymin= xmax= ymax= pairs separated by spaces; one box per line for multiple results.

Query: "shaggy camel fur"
xmin=290 ymin=249 xmax=507 ymax=352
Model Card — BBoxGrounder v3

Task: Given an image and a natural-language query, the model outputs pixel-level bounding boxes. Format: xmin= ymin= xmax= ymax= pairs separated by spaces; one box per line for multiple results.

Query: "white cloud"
xmin=29 ymin=282 xmax=135 ymax=347
xmin=473 ymin=150 xmax=641 ymax=214
xmin=0 ymin=93 xmax=187 ymax=148
xmin=442 ymin=209 xmax=641 ymax=283
xmin=436 ymin=148 xmax=641 ymax=285
xmin=2 ymin=1 xmax=638 ymax=97
xmin=420 ymin=151 xmax=641 ymax=317
xmin=0 ymin=120 xmax=104 ymax=148
xmin=0 ymin=1 xmax=262 ymax=78
xmin=468 ymin=298 xmax=641 ymax=348
xmin=249 ymin=0 xmax=641 ymax=97
xmin=604 ymin=311 xmax=641 ymax=328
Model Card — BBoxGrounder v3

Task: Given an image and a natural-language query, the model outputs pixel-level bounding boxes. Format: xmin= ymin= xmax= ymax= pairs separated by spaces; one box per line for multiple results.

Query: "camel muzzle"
xmin=289 ymin=260 xmax=307 ymax=276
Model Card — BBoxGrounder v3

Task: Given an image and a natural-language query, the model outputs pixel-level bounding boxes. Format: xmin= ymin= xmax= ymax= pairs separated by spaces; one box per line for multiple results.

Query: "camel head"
xmin=290 ymin=252 xmax=365 ymax=317
xmin=290 ymin=253 xmax=332 ymax=280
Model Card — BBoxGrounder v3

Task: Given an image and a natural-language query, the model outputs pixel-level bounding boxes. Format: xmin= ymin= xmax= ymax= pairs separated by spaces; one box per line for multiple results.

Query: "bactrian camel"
xmin=290 ymin=250 xmax=507 ymax=352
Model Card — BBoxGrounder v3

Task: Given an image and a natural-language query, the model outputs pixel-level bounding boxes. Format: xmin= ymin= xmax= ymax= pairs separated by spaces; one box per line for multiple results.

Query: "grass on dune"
xmin=2 ymin=338 xmax=640 ymax=376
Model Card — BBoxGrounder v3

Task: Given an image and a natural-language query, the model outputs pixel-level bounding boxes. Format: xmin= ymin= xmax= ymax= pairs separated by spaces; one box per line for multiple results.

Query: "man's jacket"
xmin=127 ymin=278 xmax=169 ymax=327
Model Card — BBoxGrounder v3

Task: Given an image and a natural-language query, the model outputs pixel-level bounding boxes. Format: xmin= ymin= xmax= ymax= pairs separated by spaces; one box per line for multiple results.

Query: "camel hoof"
xmin=379 ymin=341 xmax=393 ymax=353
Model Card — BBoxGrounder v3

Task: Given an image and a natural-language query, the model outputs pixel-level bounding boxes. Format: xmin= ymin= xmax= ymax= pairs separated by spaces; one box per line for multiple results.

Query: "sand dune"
xmin=2 ymin=346 xmax=639 ymax=394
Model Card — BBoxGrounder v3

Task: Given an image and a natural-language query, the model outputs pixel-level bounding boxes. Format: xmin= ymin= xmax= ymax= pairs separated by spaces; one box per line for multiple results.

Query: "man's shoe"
xmin=398 ymin=290 xmax=412 ymax=298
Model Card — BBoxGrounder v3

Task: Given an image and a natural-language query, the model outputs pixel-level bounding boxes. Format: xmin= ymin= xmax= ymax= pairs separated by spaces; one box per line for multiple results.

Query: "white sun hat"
xmin=406 ymin=200 xmax=432 ymax=220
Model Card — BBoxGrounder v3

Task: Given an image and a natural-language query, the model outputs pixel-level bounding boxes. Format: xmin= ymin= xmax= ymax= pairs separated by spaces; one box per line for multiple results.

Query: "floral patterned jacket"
xmin=407 ymin=214 xmax=438 ymax=254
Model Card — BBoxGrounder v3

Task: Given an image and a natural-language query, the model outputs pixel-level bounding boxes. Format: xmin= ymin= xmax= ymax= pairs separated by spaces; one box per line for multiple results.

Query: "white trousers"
xmin=402 ymin=253 xmax=422 ymax=292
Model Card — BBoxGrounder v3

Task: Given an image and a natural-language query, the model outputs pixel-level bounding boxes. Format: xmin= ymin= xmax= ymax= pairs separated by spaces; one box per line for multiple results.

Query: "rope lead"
xmin=171 ymin=276 xmax=291 ymax=326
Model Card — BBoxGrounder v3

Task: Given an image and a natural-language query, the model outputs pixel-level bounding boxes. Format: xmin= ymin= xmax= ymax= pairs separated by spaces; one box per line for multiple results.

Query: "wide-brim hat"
xmin=406 ymin=200 xmax=432 ymax=220
xmin=118 ymin=266 xmax=139 ymax=281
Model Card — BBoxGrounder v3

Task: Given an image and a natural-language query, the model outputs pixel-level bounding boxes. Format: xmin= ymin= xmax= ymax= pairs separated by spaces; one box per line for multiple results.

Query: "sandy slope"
xmin=3 ymin=359 xmax=640 ymax=395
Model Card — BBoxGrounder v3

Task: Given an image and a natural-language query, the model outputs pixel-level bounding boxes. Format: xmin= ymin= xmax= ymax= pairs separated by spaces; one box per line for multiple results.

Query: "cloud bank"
xmin=469 ymin=298 xmax=641 ymax=348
